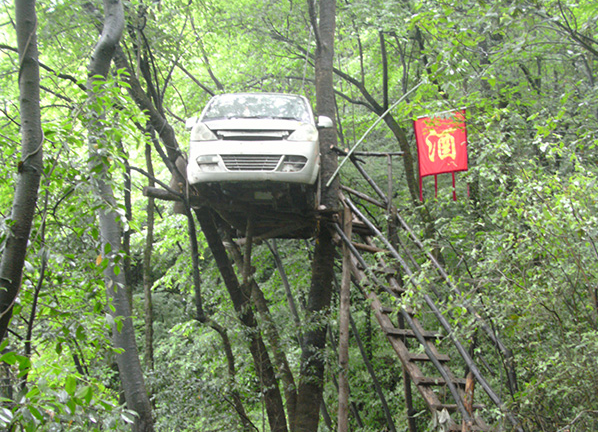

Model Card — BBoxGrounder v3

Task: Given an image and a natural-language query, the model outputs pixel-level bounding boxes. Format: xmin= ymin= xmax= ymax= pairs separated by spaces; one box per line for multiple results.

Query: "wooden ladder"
xmin=348 ymin=246 xmax=489 ymax=431
xmin=334 ymin=197 xmax=523 ymax=431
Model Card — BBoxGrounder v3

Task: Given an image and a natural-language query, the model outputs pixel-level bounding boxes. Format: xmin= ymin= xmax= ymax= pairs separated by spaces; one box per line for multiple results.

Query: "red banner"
xmin=414 ymin=109 xmax=468 ymax=200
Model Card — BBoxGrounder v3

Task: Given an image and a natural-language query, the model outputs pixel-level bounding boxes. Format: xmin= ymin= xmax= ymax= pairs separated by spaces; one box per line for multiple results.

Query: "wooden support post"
xmin=348 ymin=311 xmax=397 ymax=432
xmin=242 ymin=218 xmax=254 ymax=287
xmin=338 ymin=205 xmax=352 ymax=432
xmin=398 ymin=312 xmax=418 ymax=432
xmin=387 ymin=154 xmax=393 ymax=214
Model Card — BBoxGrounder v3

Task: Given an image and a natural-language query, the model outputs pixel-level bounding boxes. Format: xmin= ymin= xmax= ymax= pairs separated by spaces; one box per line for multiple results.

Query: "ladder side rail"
xmin=345 ymin=199 xmax=523 ymax=431
xmin=399 ymin=307 xmax=472 ymax=425
xmin=333 ymin=222 xmax=472 ymax=424
xmin=350 ymin=158 xmax=389 ymax=207
xmin=340 ymin=185 xmax=385 ymax=209
xmin=391 ymin=208 xmax=519 ymax=396
xmin=345 ymin=252 xmax=449 ymax=415
xmin=351 ymin=158 xmax=516 ymax=346
xmin=361 ymin=233 xmax=507 ymax=413
xmin=346 ymin=156 xmax=519 ymax=396
xmin=332 ymin=223 xmax=401 ymax=299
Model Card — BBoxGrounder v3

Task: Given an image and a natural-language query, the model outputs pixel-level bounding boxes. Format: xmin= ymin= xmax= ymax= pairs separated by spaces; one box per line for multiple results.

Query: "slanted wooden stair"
xmin=331 ymin=186 xmax=523 ymax=431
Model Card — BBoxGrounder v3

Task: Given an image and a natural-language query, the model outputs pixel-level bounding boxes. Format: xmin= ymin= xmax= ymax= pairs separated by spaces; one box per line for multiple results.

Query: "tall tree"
xmin=143 ymin=141 xmax=155 ymax=370
xmin=295 ymin=1 xmax=338 ymax=431
xmin=86 ymin=0 xmax=154 ymax=430
xmin=0 ymin=0 xmax=43 ymax=343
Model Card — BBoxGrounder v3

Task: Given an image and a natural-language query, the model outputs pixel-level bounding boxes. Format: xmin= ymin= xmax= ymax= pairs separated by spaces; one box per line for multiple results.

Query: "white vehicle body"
xmin=187 ymin=93 xmax=331 ymax=186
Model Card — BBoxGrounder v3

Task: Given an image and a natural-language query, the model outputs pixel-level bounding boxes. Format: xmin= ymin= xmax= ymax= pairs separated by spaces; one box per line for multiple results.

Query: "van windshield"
xmin=202 ymin=94 xmax=311 ymax=123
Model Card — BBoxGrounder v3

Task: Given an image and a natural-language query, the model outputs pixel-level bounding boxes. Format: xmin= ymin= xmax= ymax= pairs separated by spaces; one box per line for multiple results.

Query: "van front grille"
xmin=221 ymin=155 xmax=282 ymax=171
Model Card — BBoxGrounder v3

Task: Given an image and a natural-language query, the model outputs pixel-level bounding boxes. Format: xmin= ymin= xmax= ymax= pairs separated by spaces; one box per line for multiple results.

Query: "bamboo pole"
xmin=338 ymin=205 xmax=352 ymax=432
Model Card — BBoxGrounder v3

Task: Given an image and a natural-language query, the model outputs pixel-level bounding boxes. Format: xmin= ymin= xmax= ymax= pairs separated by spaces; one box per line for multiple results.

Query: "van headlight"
xmin=196 ymin=155 xmax=221 ymax=172
xmin=288 ymin=123 xmax=318 ymax=142
xmin=191 ymin=122 xmax=217 ymax=141
xmin=281 ymin=155 xmax=307 ymax=172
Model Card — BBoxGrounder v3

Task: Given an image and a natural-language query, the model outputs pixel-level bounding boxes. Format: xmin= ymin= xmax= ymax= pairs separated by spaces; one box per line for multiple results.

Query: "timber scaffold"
xmin=145 ymin=149 xmax=523 ymax=431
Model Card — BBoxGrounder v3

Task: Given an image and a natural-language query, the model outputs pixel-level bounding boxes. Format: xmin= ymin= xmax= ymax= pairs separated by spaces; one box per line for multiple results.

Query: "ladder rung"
xmin=431 ymin=403 xmax=485 ymax=412
xmin=383 ymin=326 xmax=442 ymax=339
xmin=389 ymin=285 xmax=406 ymax=294
xmin=414 ymin=376 xmax=467 ymax=386
xmin=379 ymin=305 xmax=413 ymax=315
xmin=448 ymin=424 xmax=487 ymax=432
xmin=374 ymin=266 xmax=397 ymax=275
xmin=351 ymin=241 xmax=388 ymax=254
xmin=409 ymin=352 xmax=450 ymax=362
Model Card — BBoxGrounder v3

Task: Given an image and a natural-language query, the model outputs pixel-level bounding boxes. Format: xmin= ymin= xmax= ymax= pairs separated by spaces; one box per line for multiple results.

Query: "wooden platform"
xmin=192 ymin=182 xmax=318 ymax=239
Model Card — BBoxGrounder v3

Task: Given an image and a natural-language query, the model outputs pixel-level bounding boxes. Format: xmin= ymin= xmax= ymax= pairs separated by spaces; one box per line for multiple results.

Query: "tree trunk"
xmin=295 ymin=226 xmax=336 ymax=432
xmin=194 ymin=209 xmax=288 ymax=432
xmin=295 ymin=1 xmax=338 ymax=431
xmin=143 ymin=142 xmax=155 ymax=370
xmin=86 ymin=1 xmax=154 ymax=430
xmin=223 ymin=230 xmax=298 ymax=430
xmin=0 ymin=0 xmax=43 ymax=344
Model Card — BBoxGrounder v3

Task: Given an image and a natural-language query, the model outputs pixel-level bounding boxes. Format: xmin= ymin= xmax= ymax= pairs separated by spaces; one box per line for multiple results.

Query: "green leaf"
xmin=66 ymin=398 xmax=76 ymax=414
xmin=28 ymin=405 xmax=44 ymax=421
xmin=0 ymin=351 xmax=17 ymax=365
xmin=75 ymin=325 xmax=86 ymax=340
xmin=26 ymin=386 xmax=40 ymax=398
xmin=65 ymin=375 xmax=77 ymax=396
xmin=76 ymin=385 xmax=93 ymax=405
xmin=0 ymin=408 xmax=13 ymax=424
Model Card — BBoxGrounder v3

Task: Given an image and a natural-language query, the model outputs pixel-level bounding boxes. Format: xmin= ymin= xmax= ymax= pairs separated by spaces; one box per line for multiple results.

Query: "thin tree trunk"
xmin=22 ymin=193 xmax=48 ymax=388
xmin=121 ymin=140 xmax=133 ymax=307
xmin=193 ymin=208 xmax=288 ymax=432
xmin=0 ymin=0 xmax=43 ymax=343
xmin=267 ymin=240 xmax=303 ymax=341
xmin=143 ymin=142 xmax=155 ymax=370
xmin=223 ymin=230 xmax=298 ymax=431
xmin=295 ymin=225 xmax=336 ymax=432
xmin=209 ymin=321 xmax=255 ymax=432
xmin=86 ymin=1 xmax=153 ymax=430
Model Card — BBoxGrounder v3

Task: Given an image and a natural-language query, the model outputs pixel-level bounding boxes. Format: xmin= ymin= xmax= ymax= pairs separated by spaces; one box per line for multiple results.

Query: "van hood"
xmin=203 ymin=118 xmax=305 ymax=131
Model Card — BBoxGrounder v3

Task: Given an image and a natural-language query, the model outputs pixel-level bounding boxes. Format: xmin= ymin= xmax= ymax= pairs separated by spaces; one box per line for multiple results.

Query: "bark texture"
xmin=194 ymin=209 xmax=288 ymax=432
xmin=143 ymin=142 xmax=155 ymax=370
xmin=223 ymin=232 xmax=298 ymax=430
xmin=295 ymin=226 xmax=336 ymax=432
xmin=0 ymin=0 xmax=43 ymax=343
xmin=87 ymin=1 xmax=154 ymax=430
xmin=295 ymin=1 xmax=338 ymax=431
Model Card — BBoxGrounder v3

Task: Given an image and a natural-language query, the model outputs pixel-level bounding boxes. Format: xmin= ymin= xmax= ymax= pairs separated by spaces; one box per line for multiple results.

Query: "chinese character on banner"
xmin=414 ymin=109 xmax=468 ymax=201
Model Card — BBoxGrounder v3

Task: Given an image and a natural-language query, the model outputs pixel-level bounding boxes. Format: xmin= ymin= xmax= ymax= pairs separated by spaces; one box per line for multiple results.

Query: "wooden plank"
xmin=413 ymin=376 xmax=467 ymax=386
xmin=351 ymin=241 xmax=388 ymax=254
xmin=382 ymin=326 xmax=442 ymax=340
xmin=431 ymin=403 xmax=485 ymax=412
xmin=409 ymin=352 xmax=450 ymax=362
xmin=379 ymin=305 xmax=413 ymax=315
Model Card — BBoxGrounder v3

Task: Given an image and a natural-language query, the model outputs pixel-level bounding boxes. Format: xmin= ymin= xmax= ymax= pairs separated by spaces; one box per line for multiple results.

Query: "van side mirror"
xmin=317 ymin=115 xmax=334 ymax=129
xmin=185 ymin=117 xmax=198 ymax=130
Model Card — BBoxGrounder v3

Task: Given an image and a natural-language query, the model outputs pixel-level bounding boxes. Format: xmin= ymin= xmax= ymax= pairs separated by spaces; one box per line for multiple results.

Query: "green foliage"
xmin=2 ymin=0 xmax=598 ymax=430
